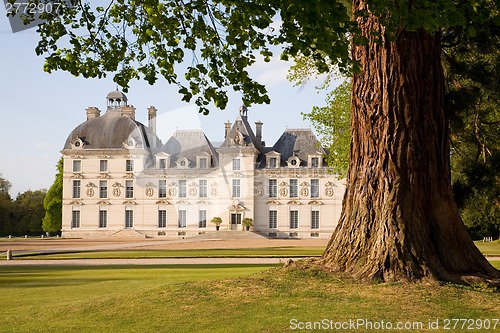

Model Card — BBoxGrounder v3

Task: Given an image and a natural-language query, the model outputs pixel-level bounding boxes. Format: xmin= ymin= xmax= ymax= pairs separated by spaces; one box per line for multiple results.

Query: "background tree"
xmin=12 ymin=190 xmax=46 ymax=236
xmin=302 ymin=79 xmax=351 ymax=178
xmin=0 ymin=174 xmax=14 ymax=236
xmin=42 ymin=158 xmax=63 ymax=235
xmin=444 ymin=21 xmax=500 ymax=240
xmin=26 ymin=0 xmax=499 ymax=282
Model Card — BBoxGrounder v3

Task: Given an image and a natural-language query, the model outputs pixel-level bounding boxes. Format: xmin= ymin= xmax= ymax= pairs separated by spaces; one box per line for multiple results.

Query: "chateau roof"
xmin=63 ymin=112 xmax=161 ymax=150
xmin=271 ymin=128 xmax=325 ymax=166
xmin=162 ymin=129 xmax=218 ymax=167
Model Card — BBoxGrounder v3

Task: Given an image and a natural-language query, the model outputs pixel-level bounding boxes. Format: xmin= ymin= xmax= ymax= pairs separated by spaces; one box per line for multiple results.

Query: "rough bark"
xmin=322 ymin=2 xmax=500 ymax=283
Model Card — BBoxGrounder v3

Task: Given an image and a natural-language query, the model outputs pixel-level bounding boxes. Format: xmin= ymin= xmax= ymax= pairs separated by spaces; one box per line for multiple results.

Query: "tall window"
xmin=99 ymin=180 xmax=107 ymax=198
xmin=199 ymin=179 xmax=207 ymax=198
xmin=311 ymin=157 xmax=319 ymax=168
xmin=311 ymin=211 xmax=320 ymax=229
xmin=126 ymin=159 xmax=134 ymax=172
xmin=269 ymin=210 xmax=277 ymax=229
xmin=199 ymin=210 xmax=207 ymax=228
xmin=158 ymin=180 xmax=167 ymax=198
xmin=72 ymin=180 xmax=81 ymax=199
xmin=311 ymin=179 xmax=320 ymax=198
xmin=125 ymin=209 xmax=134 ymax=228
xmin=269 ymin=157 xmax=277 ymax=169
xmin=199 ymin=157 xmax=207 ymax=169
xmin=100 ymin=160 xmax=108 ymax=172
xmin=289 ymin=179 xmax=298 ymax=198
xmin=159 ymin=158 xmax=167 ymax=169
xmin=269 ymin=179 xmax=277 ymax=198
xmin=72 ymin=160 xmax=81 ymax=172
xmin=290 ymin=210 xmax=299 ymax=229
xmin=71 ymin=210 xmax=80 ymax=228
xmin=178 ymin=210 xmax=187 ymax=228
xmin=232 ymin=179 xmax=240 ymax=198
xmin=179 ymin=180 xmax=187 ymax=198
xmin=232 ymin=158 xmax=240 ymax=171
xmin=158 ymin=210 xmax=167 ymax=228
xmin=99 ymin=210 xmax=107 ymax=228
xmin=125 ymin=180 xmax=134 ymax=198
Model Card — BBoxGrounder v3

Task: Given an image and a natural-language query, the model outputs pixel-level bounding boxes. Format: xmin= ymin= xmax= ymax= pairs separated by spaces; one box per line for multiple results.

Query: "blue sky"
xmin=0 ymin=6 xmax=340 ymax=197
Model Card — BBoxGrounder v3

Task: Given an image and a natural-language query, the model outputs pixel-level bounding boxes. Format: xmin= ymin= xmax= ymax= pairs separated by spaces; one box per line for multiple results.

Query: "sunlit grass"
xmin=1 ymin=264 xmax=499 ymax=333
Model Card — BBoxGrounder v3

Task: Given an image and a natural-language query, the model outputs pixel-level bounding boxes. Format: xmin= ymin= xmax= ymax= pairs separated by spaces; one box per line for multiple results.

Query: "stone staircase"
xmin=188 ymin=230 xmax=268 ymax=240
xmin=109 ymin=229 xmax=146 ymax=239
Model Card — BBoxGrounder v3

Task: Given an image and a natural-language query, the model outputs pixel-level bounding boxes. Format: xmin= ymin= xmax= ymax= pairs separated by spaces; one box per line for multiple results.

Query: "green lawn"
xmin=0 ymin=264 xmax=499 ymax=333
xmin=12 ymin=246 xmax=324 ymax=260
xmin=474 ymin=240 xmax=500 ymax=256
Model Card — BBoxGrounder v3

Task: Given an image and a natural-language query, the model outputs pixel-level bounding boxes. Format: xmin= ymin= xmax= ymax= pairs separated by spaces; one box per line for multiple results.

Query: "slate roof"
xmin=271 ymin=128 xmax=325 ymax=167
xmin=63 ymin=112 xmax=161 ymax=150
xmin=219 ymin=113 xmax=260 ymax=149
xmin=162 ymin=130 xmax=218 ymax=168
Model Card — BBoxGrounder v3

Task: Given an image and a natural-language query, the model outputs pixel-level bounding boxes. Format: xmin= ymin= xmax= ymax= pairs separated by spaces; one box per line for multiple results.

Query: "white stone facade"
xmin=61 ymin=91 xmax=345 ymax=239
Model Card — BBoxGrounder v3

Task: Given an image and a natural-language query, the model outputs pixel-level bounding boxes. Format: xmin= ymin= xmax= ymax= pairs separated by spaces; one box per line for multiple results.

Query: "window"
xmin=71 ymin=210 xmax=80 ymax=228
xmin=125 ymin=209 xmax=134 ymax=228
xmin=72 ymin=180 xmax=81 ymax=199
xmin=232 ymin=158 xmax=240 ymax=171
xmin=100 ymin=160 xmax=108 ymax=172
xmin=232 ymin=179 xmax=240 ymax=198
xmin=311 ymin=179 xmax=320 ymax=198
xmin=72 ymin=160 xmax=81 ymax=172
xmin=289 ymin=179 xmax=298 ymax=198
xmin=99 ymin=180 xmax=108 ymax=198
xmin=269 ymin=210 xmax=277 ymax=229
xmin=311 ymin=157 xmax=319 ymax=168
xmin=158 ymin=180 xmax=167 ymax=198
xmin=290 ymin=210 xmax=299 ymax=229
xmin=158 ymin=210 xmax=167 ymax=228
xmin=199 ymin=210 xmax=207 ymax=228
xmin=126 ymin=159 xmax=134 ymax=172
xmin=269 ymin=179 xmax=277 ymax=198
xmin=199 ymin=157 xmax=207 ymax=169
xmin=159 ymin=158 xmax=167 ymax=169
xmin=125 ymin=180 xmax=134 ymax=198
xmin=269 ymin=157 xmax=277 ymax=169
xmin=199 ymin=180 xmax=207 ymax=198
xmin=178 ymin=210 xmax=186 ymax=228
xmin=179 ymin=180 xmax=187 ymax=198
xmin=99 ymin=210 xmax=107 ymax=228
xmin=311 ymin=211 xmax=320 ymax=229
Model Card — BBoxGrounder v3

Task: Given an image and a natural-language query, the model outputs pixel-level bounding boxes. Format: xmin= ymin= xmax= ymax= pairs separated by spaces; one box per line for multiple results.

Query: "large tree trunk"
xmin=322 ymin=2 xmax=500 ymax=282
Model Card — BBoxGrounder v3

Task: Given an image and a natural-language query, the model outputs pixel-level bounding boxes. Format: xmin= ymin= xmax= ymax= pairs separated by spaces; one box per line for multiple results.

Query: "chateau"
xmin=61 ymin=90 xmax=345 ymax=239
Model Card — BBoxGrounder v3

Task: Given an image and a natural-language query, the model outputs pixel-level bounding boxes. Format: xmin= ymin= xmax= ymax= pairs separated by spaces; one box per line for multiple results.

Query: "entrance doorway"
xmin=230 ymin=213 xmax=242 ymax=230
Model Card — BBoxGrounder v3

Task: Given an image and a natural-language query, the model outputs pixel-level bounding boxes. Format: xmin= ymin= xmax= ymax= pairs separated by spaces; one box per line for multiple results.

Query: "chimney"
xmin=255 ymin=120 xmax=263 ymax=147
xmin=224 ymin=121 xmax=231 ymax=138
xmin=86 ymin=107 xmax=100 ymax=120
xmin=120 ymin=105 xmax=136 ymax=119
xmin=148 ymin=106 xmax=157 ymax=134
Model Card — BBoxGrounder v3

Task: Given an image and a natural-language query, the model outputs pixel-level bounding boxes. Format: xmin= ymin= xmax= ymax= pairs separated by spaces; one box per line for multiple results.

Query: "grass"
xmin=12 ymin=247 xmax=324 ymax=260
xmin=0 ymin=264 xmax=499 ymax=333
xmin=474 ymin=240 xmax=500 ymax=257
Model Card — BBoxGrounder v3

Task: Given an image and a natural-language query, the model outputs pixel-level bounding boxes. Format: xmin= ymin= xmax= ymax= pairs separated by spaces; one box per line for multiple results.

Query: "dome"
xmin=63 ymin=113 xmax=160 ymax=150
xmin=106 ymin=89 xmax=127 ymax=101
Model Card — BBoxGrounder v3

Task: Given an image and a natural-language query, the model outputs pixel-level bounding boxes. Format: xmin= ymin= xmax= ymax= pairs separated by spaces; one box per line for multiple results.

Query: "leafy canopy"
xmin=28 ymin=0 xmax=496 ymax=114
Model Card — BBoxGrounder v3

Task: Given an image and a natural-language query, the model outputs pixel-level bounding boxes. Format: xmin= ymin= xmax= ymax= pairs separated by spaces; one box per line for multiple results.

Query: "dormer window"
xmin=308 ymin=155 xmax=322 ymax=168
xmin=199 ymin=157 xmax=208 ymax=169
xmin=269 ymin=157 xmax=277 ymax=169
xmin=287 ymin=156 xmax=301 ymax=168
xmin=72 ymin=137 xmax=84 ymax=149
xmin=176 ymin=157 xmax=190 ymax=169
xmin=159 ymin=158 xmax=167 ymax=169
xmin=265 ymin=151 xmax=281 ymax=169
